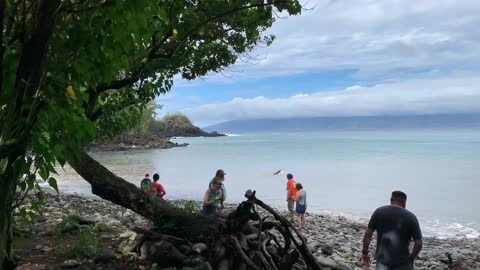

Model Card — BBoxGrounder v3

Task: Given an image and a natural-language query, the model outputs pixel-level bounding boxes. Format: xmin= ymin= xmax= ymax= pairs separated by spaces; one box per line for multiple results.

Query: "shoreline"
xmin=42 ymin=179 xmax=480 ymax=241
xmin=14 ymin=191 xmax=480 ymax=269
xmin=89 ymin=131 xmax=225 ymax=153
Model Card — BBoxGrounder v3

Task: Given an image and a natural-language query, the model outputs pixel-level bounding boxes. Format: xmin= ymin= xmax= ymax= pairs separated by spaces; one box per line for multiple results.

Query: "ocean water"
xmin=53 ymin=129 xmax=480 ymax=239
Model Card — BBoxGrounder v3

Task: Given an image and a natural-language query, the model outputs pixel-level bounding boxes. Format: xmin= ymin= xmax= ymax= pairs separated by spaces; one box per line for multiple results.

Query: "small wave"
xmin=422 ymin=220 xmax=480 ymax=239
xmin=225 ymin=133 xmax=242 ymax=137
xmin=312 ymin=208 xmax=480 ymax=239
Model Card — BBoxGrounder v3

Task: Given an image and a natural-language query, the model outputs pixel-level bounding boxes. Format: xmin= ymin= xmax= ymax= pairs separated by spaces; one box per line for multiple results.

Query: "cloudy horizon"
xmin=157 ymin=0 xmax=480 ymax=127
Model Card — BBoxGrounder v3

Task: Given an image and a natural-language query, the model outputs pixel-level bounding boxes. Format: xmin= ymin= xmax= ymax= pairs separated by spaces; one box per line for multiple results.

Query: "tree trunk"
xmin=0 ymin=1 xmax=61 ymax=267
xmin=0 ymin=170 xmax=17 ymax=270
xmin=0 ymin=142 xmax=27 ymax=270
xmin=67 ymin=149 xmax=223 ymax=240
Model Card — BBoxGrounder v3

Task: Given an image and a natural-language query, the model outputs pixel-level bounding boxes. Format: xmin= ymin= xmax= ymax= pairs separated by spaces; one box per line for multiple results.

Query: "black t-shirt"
xmin=368 ymin=205 xmax=422 ymax=266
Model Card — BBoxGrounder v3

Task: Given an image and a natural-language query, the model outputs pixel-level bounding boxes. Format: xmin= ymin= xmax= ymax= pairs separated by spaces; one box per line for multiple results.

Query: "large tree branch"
xmin=87 ymin=1 xmax=294 ymax=117
xmin=67 ymin=148 xmax=224 ymax=240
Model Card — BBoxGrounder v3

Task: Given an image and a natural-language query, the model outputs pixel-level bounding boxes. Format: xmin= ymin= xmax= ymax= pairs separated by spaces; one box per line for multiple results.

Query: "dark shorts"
xmin=376 ymin=262 xmax=413 ymax=270
xmin=295 ymin=203 xmax=306 ymax=214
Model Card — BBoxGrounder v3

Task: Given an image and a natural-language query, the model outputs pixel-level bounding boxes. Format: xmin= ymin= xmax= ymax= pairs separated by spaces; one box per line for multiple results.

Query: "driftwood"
xmin=130 ymin=190 xmax=323 ymax=270
xmin=244 ymin=190 xmax=323 ymax=270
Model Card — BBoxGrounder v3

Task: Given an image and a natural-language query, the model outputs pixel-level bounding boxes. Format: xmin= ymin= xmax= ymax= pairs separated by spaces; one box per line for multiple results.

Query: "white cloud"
xmin=177 ymin=0 xmax=480 ymax=83
xmin=183 ymin=73 xmax=480 ymax=123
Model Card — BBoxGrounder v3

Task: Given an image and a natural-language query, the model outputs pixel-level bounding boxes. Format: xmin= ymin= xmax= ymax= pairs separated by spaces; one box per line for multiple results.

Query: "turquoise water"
xmin=54 ymin=129 xmax=480 ymax=239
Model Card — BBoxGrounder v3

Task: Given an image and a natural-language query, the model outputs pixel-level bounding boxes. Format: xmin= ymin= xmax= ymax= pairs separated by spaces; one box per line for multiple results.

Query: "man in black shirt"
xmin=362 ymin=191 xmax=423 ymax=270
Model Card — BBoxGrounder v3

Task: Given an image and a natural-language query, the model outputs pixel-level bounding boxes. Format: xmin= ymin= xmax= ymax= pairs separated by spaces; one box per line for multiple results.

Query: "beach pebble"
xmin=94 ymin=247 xmax=116 ymax=264
xmin=321 ymin=244 xmax=334 ymax=255
xmin=192 ymin=243 xmax=208 ymax=254
xmin=316 ymin=255 xmax=338 ymax=268
xmin=62 ymin=260 xmax=81 ymax=269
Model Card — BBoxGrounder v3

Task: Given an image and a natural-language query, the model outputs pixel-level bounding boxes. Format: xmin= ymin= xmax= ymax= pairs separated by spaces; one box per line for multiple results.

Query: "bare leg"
xmin=301 ymin=214 xmax=306 ymax=228
xmin=287 ymin=199 xmax=295 ymax=221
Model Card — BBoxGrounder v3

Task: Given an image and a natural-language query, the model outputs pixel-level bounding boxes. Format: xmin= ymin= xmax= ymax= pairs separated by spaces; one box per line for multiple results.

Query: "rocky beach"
xmin=13 ymin=191 xmax=480 ymax=270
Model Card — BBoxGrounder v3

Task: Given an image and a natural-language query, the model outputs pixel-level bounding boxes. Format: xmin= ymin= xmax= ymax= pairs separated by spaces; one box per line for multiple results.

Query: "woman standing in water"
xmin=294 ymin=183 xmax=307 ymax=229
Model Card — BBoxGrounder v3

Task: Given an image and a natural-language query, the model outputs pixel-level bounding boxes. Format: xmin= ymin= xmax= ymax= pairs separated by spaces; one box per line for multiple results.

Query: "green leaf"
xmin=31 ymin=201 xmax=39 ymax=212
xmin=48 ymin=177 xmax=59 ymax=193
xmin=27 ymin=174 xmax=35 ymax=189
xmin=38 ymin=167 xmax=49 ymax=180
xmin=19 ymin=208 xmax=27 ymax=218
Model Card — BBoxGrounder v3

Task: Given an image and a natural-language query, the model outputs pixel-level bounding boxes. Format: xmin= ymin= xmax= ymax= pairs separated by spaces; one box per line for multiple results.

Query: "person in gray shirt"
xmin=362 ymin=191 xmax=423 ymax=270
xmin=293 ymin=183 xmax=307 ymax=229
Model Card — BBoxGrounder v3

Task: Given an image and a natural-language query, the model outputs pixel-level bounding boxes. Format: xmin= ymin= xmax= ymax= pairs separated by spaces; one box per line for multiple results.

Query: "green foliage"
xmin=54 ymin=216 xmax=99 ymax=259
xmin=55 ymin=215 xmax=81 ymax=235
xmin=67 ymin=227 xmax=98 ymax=259
xmin=162 ymin=113 xmax=194 ymax=129
xmin=170 ymin=200 xmax=202 ymax=214
xmin=182 ymin=200 xmax=202 ymax=214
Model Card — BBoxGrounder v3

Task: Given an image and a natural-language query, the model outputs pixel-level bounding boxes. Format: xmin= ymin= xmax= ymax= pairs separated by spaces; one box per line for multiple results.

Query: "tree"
xmin=0 ymin=0 xmax=301 ymax=268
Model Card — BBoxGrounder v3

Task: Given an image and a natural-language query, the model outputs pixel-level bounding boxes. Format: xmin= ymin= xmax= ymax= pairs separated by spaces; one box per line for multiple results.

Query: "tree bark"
xmin=0 ymin=1 xmax=60 ymax=268
xmin=67 ymin=149 xmax=223 ymax=240
xmin=0 ymin=165 xmax=17 ymax=270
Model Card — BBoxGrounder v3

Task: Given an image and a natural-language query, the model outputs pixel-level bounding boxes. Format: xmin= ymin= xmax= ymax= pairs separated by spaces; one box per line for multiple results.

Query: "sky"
xmin=157 ymin=0 xmax=480 ymax=127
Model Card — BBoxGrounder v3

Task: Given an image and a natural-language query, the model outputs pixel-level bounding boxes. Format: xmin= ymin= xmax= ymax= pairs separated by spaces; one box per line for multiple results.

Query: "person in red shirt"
xmin=149 ymin=173 xmax=166 ymax=199
xmin=286 ymin=173 xmax=297 ymax=221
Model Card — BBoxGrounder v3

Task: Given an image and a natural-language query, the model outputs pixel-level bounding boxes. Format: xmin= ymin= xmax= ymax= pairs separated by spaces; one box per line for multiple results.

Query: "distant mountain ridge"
xmin=204 ymin=114 xmax=480 ymax=133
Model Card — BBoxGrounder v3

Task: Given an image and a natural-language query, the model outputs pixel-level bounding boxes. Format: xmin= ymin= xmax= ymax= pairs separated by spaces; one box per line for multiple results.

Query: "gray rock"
xmin=141 ymin=240 xmax=189 ymax=266
xmin=217 ymin=259 xmax=230 ymax=270
xmin=119 ymin=230 xmax=136 ymax=239
xmin=316 ymin=256 xmax=338 ymax=269
xmin=105 ymin=219 xmax=122 ymax=227
xmin=190 ymin=255 xmax=205 ymax=266
xmin=61 ymin=222 xmax=80 ymax=234
xmin=192 ymin=243 xmax=208 ymax=254
xmin=62 ymin=260 xmax=81 ymax=269
xmin=36 ymin=216 xmax=48 ymax=222
xmin=94 ymin=247 xmax=116 ymax=264
xmin=337 ymin=261 xmax=354 ymax=270
xmin=76 ymin=215 xmax=96 ymax=225
xmin=41 ymin=247 xmax=53 ymax=252
xmin=321 ymin=244 xmax=334 ymax=255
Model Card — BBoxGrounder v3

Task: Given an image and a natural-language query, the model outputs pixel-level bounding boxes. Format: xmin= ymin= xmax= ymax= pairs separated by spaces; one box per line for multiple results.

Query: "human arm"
xmin=221 ymin=184 xmax=226 ymax=202
xmin=158 ymin=184 xmax=166 ymax=198
xmin=410 ymin=215 xmax=423 ymax=260
xmin=410 ymin=239 xmax=422 ymax=260
xmin=362 ymin=210 xmax=378 ymax=267
xmin=219 ymin=188 xmax=225 ymax=210
xmin=203 ymin=191 xmax=221 ymax=206
xmin=361 ymin=228 xmax=374 ymax=267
